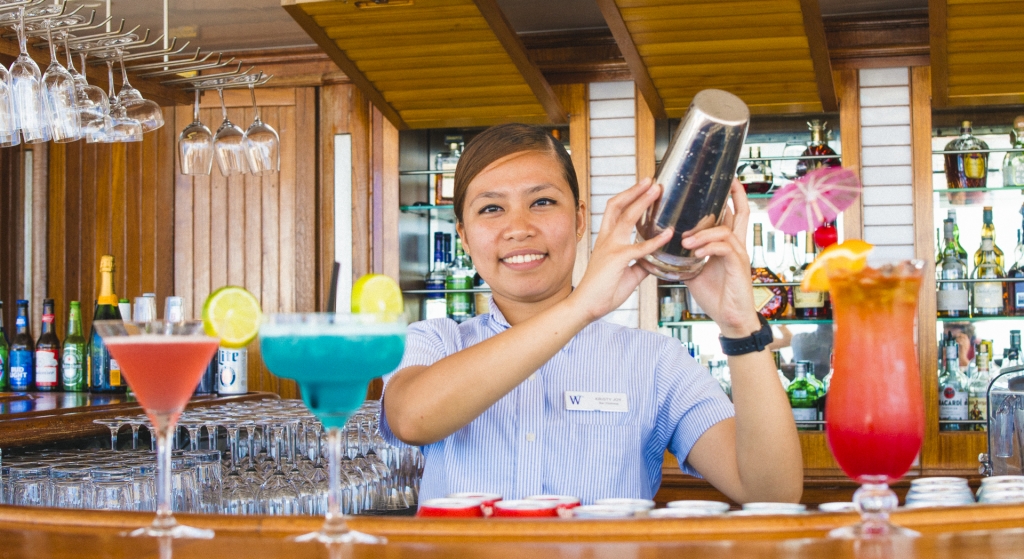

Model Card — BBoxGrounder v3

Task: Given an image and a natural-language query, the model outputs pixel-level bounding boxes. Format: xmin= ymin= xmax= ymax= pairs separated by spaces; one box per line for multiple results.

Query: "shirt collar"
xmin=487 ymin=296 xmax=511 ymax=330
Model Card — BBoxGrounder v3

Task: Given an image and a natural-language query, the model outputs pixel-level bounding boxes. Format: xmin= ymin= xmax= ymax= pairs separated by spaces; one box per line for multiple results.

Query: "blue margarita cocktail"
xmin=259 ymin=312 xmax=405 ymax=544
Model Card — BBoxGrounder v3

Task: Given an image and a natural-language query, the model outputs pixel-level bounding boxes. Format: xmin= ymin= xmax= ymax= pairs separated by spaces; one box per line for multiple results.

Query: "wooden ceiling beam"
xmin=798 ymin=0 xmax=838 ymax=112
xmin=281 ymin=0 xmax=409 ymax=130
xmin=472 ymin=0 xmax=566 ymax=124
xmin=930 ymin=0 xmax=949 ymax=108
xmin=595 ymin=0 xmax=666 ymax=119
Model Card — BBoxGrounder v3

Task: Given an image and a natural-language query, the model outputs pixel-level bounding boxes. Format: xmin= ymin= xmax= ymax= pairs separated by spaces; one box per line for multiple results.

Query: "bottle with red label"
xmin=34 ymin=298 xmax=61 ymax=392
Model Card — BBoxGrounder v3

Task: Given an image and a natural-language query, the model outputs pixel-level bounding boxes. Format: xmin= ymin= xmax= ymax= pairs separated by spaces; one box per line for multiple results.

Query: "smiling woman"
xmin=380 ymin=123 xmax=803 ymax=506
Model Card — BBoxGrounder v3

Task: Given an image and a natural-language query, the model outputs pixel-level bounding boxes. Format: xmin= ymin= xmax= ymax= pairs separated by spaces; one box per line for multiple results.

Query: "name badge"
xmin=564 ymin=391 xmax=629 ymax=413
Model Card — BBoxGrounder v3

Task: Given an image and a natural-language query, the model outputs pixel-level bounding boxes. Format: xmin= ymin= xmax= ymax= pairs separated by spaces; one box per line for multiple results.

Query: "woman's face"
xmin=456 ymin=150 xmax=586 ymax=305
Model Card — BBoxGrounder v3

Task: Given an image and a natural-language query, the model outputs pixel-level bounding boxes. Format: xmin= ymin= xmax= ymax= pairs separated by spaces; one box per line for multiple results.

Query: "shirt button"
xmin=528 ymin=373 xmax=537 ymax=382
xmin=526 ymin=433 xmax=536 ymax=442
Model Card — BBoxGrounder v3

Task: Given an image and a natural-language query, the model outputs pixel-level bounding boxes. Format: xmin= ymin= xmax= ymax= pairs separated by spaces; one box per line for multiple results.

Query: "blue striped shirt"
xmin=379 ymin=298 xmax=735 ymax=505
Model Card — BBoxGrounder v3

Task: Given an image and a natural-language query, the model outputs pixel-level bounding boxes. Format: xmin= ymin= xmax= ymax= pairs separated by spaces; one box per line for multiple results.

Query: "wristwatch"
xmin=718 ymin=314 xmax=773 ymax=356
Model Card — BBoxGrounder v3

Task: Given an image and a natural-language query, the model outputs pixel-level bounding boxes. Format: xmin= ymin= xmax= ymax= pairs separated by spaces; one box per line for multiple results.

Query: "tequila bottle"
xmin=787 ymin=361 xmax=821 ymax=430
xmin=775 ymin=234 xmax=800 ymax=319
xmin=796 ymin=120 xmax=840 ymax=177
xmin=445 ymin=236 xmax=474 ymax=323
xmin=434 ymin=136 xmax=463 ymax=206
xmin=972 ymin=237 xmax=1005 ymax=316
xmin=937 ymin=219 xmax=971 ymax=318
xmin=793 ymin=231 xmax=829 ymax=319
xmin=737 ymin=147 xmax=773 ymax=194
xmin=750 ymin=223 xmax=787 ymax=320
xmin=1003 ymin=116 xmax=1024 ymax=187
xmin=944 ymin=120 xmax=988 ymax=189
xmin=423 ymin=232 xmax=448 ymax=320
xmin=939 ymin=340 xmax=969 ymax=431
xmin=968 ymin=343 xmax=991 ymax=432
xmin=974 ymin=206 xmax=1005 ymax=269
xmin=1007 ymin=206 xmax=1024 ymax=316
xmin=948 ymin=209 xmax=969 ymax=264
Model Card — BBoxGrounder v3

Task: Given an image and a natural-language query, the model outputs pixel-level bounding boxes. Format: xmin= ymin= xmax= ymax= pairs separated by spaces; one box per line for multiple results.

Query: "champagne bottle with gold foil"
xmin=89 ymin=256 xmax=125 ymax=393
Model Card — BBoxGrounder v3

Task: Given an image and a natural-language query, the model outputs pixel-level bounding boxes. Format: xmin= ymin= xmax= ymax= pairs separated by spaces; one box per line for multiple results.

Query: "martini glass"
xmin=825 ymin=260 xmax=925 ymax=538
xmin=94 ymin=320 xmax=219 ymax=539
xmin=259 ymin=312 xmax=405 ymax=544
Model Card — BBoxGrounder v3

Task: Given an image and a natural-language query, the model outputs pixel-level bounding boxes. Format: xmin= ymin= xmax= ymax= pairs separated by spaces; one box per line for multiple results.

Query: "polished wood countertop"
xmin=3 ymin=503 xmax=1024 ymax=558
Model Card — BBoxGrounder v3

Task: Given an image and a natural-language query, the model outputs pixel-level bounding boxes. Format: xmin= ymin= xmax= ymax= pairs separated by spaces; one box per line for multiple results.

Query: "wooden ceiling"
xmin=281 ymin=0 xmax=566 ymax=129
xmin=595 ymin=0 xmax=837 ymax=117
xmin=930 ymin=0 xmax=1024 ymax=107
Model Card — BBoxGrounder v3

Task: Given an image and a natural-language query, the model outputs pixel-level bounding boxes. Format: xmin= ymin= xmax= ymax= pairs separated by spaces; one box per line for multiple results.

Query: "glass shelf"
xmin=403 ymin=288 xmax=490 ymax=295
xmin=933 ymin=186 xmax=1024 ymax=208
xmin=937 ymin=315 xmax=1024 ymax=323
xmin=933 ymin=148 xmax=1020 ymax=155
xmin=660 ymin=281 xmax=804 ymax=288
xmin=660 ymin=319 xmax=832 ymax=327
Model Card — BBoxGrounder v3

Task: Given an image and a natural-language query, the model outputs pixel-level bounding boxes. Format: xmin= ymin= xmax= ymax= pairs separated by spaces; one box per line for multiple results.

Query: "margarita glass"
xmin=94 ymin=320 xmax=219 ymax=538
xmin=825 ymin=260 xmax=925 ymax=538
xmin=259 ymin=312 xmax=405 ymax=544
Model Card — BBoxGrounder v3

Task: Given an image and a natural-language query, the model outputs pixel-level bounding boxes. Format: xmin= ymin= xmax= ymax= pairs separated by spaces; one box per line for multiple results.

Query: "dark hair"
xmin=453 ymin=123 xmax=578 ymax=223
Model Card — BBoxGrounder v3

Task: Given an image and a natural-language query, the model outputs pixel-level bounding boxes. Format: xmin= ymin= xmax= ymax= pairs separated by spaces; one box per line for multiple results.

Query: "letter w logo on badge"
xmin=568 ymin=395 xmax=582 ymax=405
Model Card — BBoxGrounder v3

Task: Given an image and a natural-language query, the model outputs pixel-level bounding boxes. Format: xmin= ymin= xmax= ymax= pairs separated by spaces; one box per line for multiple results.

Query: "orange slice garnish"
xmin=800 ymin=239 xmax=874 ymax=292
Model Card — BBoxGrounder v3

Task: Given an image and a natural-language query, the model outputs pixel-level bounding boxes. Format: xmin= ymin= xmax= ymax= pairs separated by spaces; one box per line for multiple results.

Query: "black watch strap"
xmin=718 ymin=314 xmax=773 ymax=356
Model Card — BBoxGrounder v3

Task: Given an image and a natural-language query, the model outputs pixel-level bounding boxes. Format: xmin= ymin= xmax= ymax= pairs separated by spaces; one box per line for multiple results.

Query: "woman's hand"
xmin=682 ymin=179 xmax=762 ymax=338
xmin=570 ymin=177 xmax=672 ymax=322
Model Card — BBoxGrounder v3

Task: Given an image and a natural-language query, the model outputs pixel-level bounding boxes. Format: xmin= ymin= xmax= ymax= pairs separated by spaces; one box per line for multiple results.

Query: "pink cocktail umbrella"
xmin=767 ymin=166 xmax=862 ymax=236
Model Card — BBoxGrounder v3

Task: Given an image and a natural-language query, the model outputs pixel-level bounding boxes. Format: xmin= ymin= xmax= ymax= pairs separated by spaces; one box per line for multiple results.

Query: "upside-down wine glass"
xmin=213 ymin=86 xmax=247 ymax=176
xmin=10 ymin=7 xmax=49 ymax=143
xmin=68 ymin=45 xmax=108 ymax=143
xmin=825 ymin=260 xmax=925 ymax=538
xmin=94 ymin=319 xmax=220 ymax=539
xmin=243 ymin=82 xmax=279 ymax=176
xmin=259 ymin=312 xmax=405 ymax=544
xmin=41 ymin=25 xmax=81 ymax=142
xmin=0 ymin=32 xmax=18 ymax=147
xmin=179 ymin=89 xmax=213 ymax=175
xmin=116 ymin=47 xmax=163 ymax=132
xmin=102 ymin=57 xmax=141 ymax=143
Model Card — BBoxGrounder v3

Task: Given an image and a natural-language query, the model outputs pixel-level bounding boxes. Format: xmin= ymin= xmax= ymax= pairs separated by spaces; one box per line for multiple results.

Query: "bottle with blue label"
xmin=0 ymin=300 xmax=9 ymax=390
xmin=89 ymin=255 xmax=125 ymax=393
xmin=9 ymin=300 xmax=34 ymax=391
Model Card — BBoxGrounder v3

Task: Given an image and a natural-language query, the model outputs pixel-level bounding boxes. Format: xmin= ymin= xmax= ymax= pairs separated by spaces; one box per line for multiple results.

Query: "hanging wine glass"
xmin=243 ymin=81 xmax=279 ymax=176
xmin=213 ymin=86 xmax=247 ymax=176
xmin=67 ymin=41 xmax=108 ymax=143
xmin=0 ymin=38 xmax=18 ymax=147
xmin=179 ymin=89 xmax=213 ymax=175
xmin=10 ymin=6 xmax=50 ymax=143
xmin=102 ymin=57 xmax=141 ymax=143
xmin=41 ymin=24 xmax=81 ymax=143
xmin=116 ymin=47 xmax=163 ymax=133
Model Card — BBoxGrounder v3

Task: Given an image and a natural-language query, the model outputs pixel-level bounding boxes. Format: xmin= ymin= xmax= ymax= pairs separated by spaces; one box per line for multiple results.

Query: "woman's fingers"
xmin=682 ymin=225 xmax=744 ymax=253
xmin=627 ymin=227 xmax=673 ymax=260
xmin=729 ymin=179 xmax=751 ymax=243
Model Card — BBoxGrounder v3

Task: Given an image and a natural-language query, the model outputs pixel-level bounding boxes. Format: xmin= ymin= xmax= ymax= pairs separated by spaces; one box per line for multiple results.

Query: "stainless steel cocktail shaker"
xmin=637 ymin=89 xmax=749 ymax=281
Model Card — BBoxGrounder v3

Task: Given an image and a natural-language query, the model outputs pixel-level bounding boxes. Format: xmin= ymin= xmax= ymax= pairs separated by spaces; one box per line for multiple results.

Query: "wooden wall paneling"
xmin=318 ymin=85 xmax=342 ymax=311
xmin=294 ymin=87 xmax=318 ymax=315
xmin=0 ymin=148 xmax=24 ymax=332
xmin=553 ymin=83 xmax=591 ymax=287
xmin=140 ymin=123 xmax=157 ymax=296
xmin=110 ymin=145 xmax=127 ymax=308
xmin=124 ymin=142 xmax=142 ymax=302
xmin=279 ymin=98 xmax=298 ymax=315
xmin=30 ymin=144 xmax=47 ymax=328
xmin=380 ymin=108 xmax=401 ymax=282
xmin=208 ymin=116 xmax=229 ymax=292
xmin=192 ymin=150 xmax=213 ymax=321
xmin=226 ymin=113 xmax=248 ymax=289
xmin=636 ymin=87 xmax=658 ymax=333
xmin=174 ymin=106 xmax=196 ymax=322
xmin=928 ymin=0 xmax=948 ymax=108
xmin=836 ymin=69 xmax=863 ymax=242
xmin=350 ymin=87 xmax=372 ymax=284
xmin=47 ymin=144 xmax=66 ymax=324
xmin=155 ymin=107 xmax=177 ymax=305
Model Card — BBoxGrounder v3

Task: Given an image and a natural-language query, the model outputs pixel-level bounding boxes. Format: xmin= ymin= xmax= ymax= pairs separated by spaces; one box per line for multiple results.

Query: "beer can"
xmin=217 ymin=347 xmax=248 ymax=395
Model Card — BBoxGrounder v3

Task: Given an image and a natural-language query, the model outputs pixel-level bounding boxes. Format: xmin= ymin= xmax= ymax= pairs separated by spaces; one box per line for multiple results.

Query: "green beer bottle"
xmin=62 ymin=301 xmax=86 ymax=391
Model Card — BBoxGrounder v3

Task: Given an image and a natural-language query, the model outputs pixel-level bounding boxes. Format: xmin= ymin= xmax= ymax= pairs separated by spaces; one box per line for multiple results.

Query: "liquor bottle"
xmin=974 ymin=206 xmax=1005 ymax=269
xmin=787 ymin=361 xmax=820 ymax=430
xmin=948 ymin=209 xmax=969 ymax=263
xmin=972 ymin=237 xmax=1005 ymax=317
xmin=89 ymin=255 xmax=125 ymax=393
xmin=968 ymin=343 xmax=991 ymax=432
xmin=474 ymin=272 xmax=490 ymax=316
xmin=939 ymin=340 xmax=969 ymax=431
xmin=423 ymin=232 xmax=448 ymax=320
xmin=944 ymin=120 xmax=988 ymax=189
xmin=737 ymin=147 xmax=773 ymax=194
xmin=443 ymin=233 xmax=452 ymax=265
xmin=802 ymin=361 xmax=826 ymax=425
xmin=0 ymin=301 xmax=8 ymax=391
xmin=796 ymin=120 xmax=841 ymax=177
xmin=61 ymin=301 xmax=86 ymax=392
xmin=34 ymin=299 xmax=60 ymax=392
xmin=793 ymin=231 xmax=829 ymax=319
xmin=765 ymin=232 xmax=794 ymax=319
xmin=445 ymin=236 xmax=474 ymax=323
xmin=685 ymin=287 xmax=708 ymax=320
xmin=9 ymin=300 xmax=34 ymax=391
xmin=937 ymin=219 xmax=971 ymax=318
xmin=751 ymin=223 xmax=787 ymax=320
xmin=434 ymin=136 xmax=463 ymax=206
xmin=1007 ymin=207 xmax=1024 ymax=316
xmin=1003 ymin=116 xmax=1024 ymax=187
